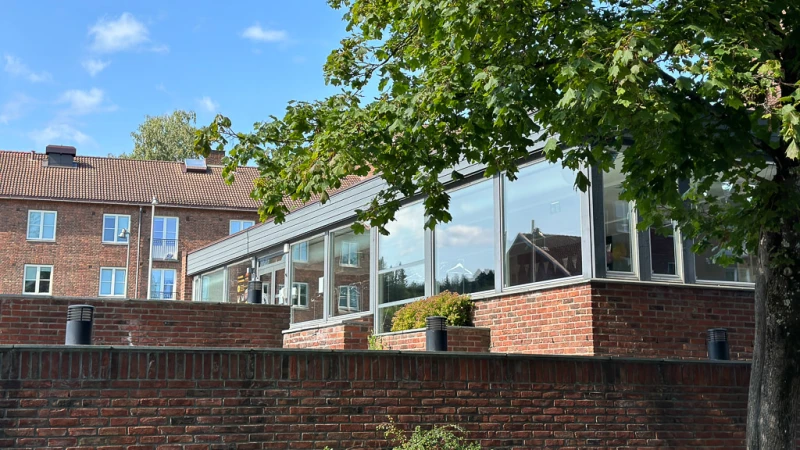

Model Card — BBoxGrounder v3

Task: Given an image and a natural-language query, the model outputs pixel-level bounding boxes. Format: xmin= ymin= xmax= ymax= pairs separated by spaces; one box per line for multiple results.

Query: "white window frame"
xmin=338 ymin=285 xmax=360 ymax=312
xmin=291 ymin=282 xmax=309 ymax=307
xmin=230 ymin=219 xmax=255 ymax=235
xmin=649 ymin=222 xmax=684 ymax=282
xmin=340 ymin=241 xmax=359 ymax=267
xmin=23 ymin=264 xmax=53 ymax=295
xmin=151 ymin=269 xmax=177 ymax=300
xmin=102 ymin=214 xmax=131 ymax=244
xmin=292 ymin=241 xmax=309 ymax=262
xmin=153 ymin=216 xmax=180 ymax=241
xmin=99 ymin=267 xmax=127 ymax=297
xmin=27 ymin=210 xmax=57 ymax=241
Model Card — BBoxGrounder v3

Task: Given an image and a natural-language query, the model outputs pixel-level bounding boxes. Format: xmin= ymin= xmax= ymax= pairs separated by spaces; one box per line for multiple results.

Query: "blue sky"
xmin=0 ymin=1 xmax=352 ymax=157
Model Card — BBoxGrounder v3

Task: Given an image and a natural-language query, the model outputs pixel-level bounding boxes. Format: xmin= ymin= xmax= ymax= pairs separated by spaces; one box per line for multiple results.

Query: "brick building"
xmin=0 ymin=145 xmax=262 ymax=300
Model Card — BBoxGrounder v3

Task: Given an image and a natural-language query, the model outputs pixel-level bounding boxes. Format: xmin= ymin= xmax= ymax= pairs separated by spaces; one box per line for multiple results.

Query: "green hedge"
xmin=390 ymin=291 xmax=473 ymax=332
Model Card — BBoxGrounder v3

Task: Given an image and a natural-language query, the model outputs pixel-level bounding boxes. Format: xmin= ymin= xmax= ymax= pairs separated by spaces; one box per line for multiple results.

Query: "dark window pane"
xmin=650 ymin=225 xmax=678 ymax=275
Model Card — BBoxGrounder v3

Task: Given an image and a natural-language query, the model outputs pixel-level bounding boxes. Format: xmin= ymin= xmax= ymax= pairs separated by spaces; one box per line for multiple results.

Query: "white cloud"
xmin=197 ymin=96 xmax=219 ymax=113
xmin=82 ymin=59 xmax=110 ymax=76
xmin=88 ymin=13 xmax=149 ymax=53
xmin=241 ymin=24 xmax=288 ymax=43
xmin=437 ymin=224 xmax=494 ymax=248
xmin=3 ymin=55 xmax=52 ymax=83
xmin=58 ymin=88 xmax=113 ymax=115
xmin=0 ymin=93 xmax=34 ymax=124
xmin=29 ymin=123 xmax=92 ymax=147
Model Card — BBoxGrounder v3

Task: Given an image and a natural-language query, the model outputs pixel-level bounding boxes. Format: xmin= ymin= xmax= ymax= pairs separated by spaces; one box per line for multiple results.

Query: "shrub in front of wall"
xmin=390 ymin=291 xmax=473 ymax=332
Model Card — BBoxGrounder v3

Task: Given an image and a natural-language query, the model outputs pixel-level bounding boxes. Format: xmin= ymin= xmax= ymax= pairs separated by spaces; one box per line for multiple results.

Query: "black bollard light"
xmin=65 ymin=305 xmax=95 ymax=345
xmin=426 ymin=316 xmax=448 ymax=351
xmin=247 ymin=280 xmax=263 ymax=304
xmin=707 ymin=328 xmax=730 ymax=360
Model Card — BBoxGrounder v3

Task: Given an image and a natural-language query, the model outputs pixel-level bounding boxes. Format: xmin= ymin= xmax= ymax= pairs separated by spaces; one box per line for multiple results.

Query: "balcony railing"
xmin=151 ymin=290 xmax=175 ymax=300
xmin=152 ymin=239 xmax=178 ymax=261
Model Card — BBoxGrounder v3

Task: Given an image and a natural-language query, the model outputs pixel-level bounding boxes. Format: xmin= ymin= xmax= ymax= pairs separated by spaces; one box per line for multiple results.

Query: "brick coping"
xmin=378 ymin=326 xmax=491 ymax=337
xmin=281 ymin=312 xmax=373 ymax=334
xmin=0 ymin=344 xmax=752 ymax=366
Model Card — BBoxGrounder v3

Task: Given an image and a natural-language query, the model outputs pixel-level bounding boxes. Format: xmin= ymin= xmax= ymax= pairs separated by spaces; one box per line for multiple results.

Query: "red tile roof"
xmin=0 ymin=150 xmax=372 ymax=211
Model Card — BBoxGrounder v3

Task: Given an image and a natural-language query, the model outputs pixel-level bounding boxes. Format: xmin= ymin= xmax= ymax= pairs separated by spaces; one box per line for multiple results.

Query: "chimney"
xmin=44 ymin=145 xmax=77 ymax=168
xmin=205 ymin=150 xmax=225 ymax=166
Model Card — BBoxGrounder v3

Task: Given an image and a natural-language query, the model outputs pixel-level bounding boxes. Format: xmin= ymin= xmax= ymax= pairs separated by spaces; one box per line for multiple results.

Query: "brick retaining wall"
xmin=0 ymin=296 xmax=290 ymax=348
xmin=0 ymin=345 xmax=760 ymax=449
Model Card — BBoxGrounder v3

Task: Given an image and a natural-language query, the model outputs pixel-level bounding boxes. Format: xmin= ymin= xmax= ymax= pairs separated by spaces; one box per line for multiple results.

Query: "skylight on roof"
xmin=184 ymin=158 xmax=207 ymax=173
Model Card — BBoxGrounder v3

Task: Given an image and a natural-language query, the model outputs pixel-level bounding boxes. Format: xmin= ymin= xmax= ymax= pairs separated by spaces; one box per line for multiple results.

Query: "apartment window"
xmin=378 ymin=202 xmax=426 ymax=332
xmin=230 ymin=220 xmax=255 ymax=235
xmin=331 ymin=226 xmax=370 ymax=317
xmin=153 ymin=217 xmax=179 ymax=260
xmin=503 ymin=161 xmax=583 ymax=287
xmin=103 ymin=214 xmax=131 ymax=243
xmin=27 ymin=211 xmax=57 ymax=241
xmin=435 ymin=180 xmax=495 ymax=294
xmin=338 ymin=285 xmax=360 ymax=311
xmin=99 ymin=268 xmax=126 ymax=297
xmin=650 ymin=223 xmax=680 ymax=277
xmin=290 ymin=236 xmax=324 ymax=323
xmin=151 ymin=269 xmax=176 ymax=299
xmin=23 ymin=265 xmax=52 ymax=295
xmin=603 ymin=155 xmax=635 ymax=273
xmin=199 ymin=269 xmax=225 ymax=302
xmin=340 ymin=241 xmax=359 ymax=267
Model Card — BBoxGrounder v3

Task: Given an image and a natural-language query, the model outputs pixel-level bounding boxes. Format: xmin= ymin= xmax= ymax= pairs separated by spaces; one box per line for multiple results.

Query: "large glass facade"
xmin=503 ymin=162 xmax=583 ymax=287
xmin=603 ymin=156 xmax=635 ymax=273
xmin=377 ymin=202 xmax=426 ymax=332
xmin=290 ymin=236 xmax=325 ymax=323
xmin=331 ymin=227 xmax=371 ymax=316
xmin=435 ymin=180 xmax=495 ymax=294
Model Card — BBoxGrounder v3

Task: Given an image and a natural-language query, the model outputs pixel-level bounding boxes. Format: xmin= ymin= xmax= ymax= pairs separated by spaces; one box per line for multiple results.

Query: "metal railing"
xmin=151 ymin=290 xmax=175 ymax=300
xmin=152 ymin=239 xmax=178 ymax=261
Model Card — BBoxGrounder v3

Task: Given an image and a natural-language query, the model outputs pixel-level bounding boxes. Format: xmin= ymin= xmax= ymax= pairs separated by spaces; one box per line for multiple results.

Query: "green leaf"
xmin=788 ymin=140 xmax=799 ymax=160
xmin=543 ymin=138 xmax=558 ymax=156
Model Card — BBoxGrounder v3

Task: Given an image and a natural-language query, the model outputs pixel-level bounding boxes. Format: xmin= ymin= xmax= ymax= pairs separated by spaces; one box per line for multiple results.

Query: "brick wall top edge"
xmin=0 ymin=344 xmax=751 ymax=367
xmin=0 ymin=295 xmax=292 ymax=311
xmin=379 ymin=326 xmax=493 ymax=336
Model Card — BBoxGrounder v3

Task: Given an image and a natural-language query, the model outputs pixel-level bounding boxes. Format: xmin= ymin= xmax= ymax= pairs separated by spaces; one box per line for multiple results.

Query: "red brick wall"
xmin=0 ymin=296 xmax=290 ymax=348
xmin=379 ymin=327 xmax=491 ymax=352
xmin=0 ymin=346 xmax=759 ymax=449
xmin=591 ymin=282 xmax=755 ymax=359
xmin=0 ymin=199 xmax=258 ymax=300
xmin=473 ymin=282 xmax=595 ymax=355
xmin=283 ymin=316 xmax=373 ymax=350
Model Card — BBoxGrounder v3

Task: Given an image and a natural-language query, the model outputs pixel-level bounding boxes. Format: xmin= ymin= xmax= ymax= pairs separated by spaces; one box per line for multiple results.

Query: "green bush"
xmin=381 ymin=420 xmax=481 ymax=450
xmin=390 ymin=291 xmax=473 ymax=332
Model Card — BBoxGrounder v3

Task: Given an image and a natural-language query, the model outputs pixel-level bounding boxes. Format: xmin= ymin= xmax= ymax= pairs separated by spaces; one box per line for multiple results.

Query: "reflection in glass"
xmin=603 ymin=156 xmax=634 ymax=272
xmin=503 ymin=161 xmax=583 ymax=287
xmin=331 ymin=227 xmax=371 ymax=316
xmin=226 ymin=260 xmax=251 ymax=303
xmin=650 ymin=224 xmax=679 ymax=276
xmin=290 ymin=236 xmax=325 ymax=323
xmin=379 ymin=269 xmax=425 ymax=304
xmin=435 ymin=180 xmax=495 ymax=294
xmin=200 ymin=270 xmax=225 ymax=302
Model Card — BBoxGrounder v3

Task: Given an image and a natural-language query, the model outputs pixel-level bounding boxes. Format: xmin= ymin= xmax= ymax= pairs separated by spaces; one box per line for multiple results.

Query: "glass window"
xmin=377 ymin=202 xmax=426 ymax=332
xmin=151 ymin=269 xmax=176 ymax=299
xmin=100 ymin=268 xmax=126 ymax=297
xmin=199 ymin=269 xmax=225 ymax=302
xmin=503 ymin=161 xmax=583 ymax=287
xmin=226 ymin=260 xmax=252 ymax=303
xmin=103 ymin=214 xmax=131 ymax=243
xmin=23 ymin=265 xmax=52 ymax=295
xmin=290 ymin=236 xmax=325 ymax=323
xmin=331 ymin=227 xmax=371 ymax=317
xmin=230 ymin=220 xmax=255 ymax=235
xmin=603 ymin=156 xmax=635 ymax=273
xmin=650 ymin=223 xmax=679 ymax=276
xmin=435 ymin=180 xmax=495 ymax=294
xmin=152 ymin=217 xmax=179 ymax=260
xmin=27 ymin=211 xmax=57 ymax=241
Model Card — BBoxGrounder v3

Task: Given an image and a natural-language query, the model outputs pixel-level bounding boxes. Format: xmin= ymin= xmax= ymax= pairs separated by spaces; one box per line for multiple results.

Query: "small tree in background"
xmin=123 ymin=109 xmax=199 ymax=161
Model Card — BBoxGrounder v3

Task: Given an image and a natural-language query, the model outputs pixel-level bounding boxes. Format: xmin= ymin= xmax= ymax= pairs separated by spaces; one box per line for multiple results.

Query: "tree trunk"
xmin=746 ymin=227 xmax=800 ymax=449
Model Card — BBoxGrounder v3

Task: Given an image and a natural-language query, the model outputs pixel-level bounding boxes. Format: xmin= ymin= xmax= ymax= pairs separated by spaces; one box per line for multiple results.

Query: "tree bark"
xmin=746 ymin=220 xmax=800 ymax=449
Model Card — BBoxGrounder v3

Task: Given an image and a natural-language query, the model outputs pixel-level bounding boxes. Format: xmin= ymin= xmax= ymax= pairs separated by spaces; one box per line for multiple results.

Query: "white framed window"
xmin=152 ymin=217 xmax=179 ymax=260
xmin=291 ymin=282 xmax=309 ymax=307
xmin=338 ymin=285 xmax=360 ymax=311
xmin=151 ymin=269 xmax=176 ymax=300
xmin=340 ymin=241 xmax=359 ymax=267
xmin=292 ymin=241 xmax=308 ymax=262
xmin=230 ymin=220 xmax=255 ymax=235
xmin=103 ymin=214 xmax=131 ymax=243
xmin=27 ymin=210 xmax=57 ymax=241
xmin=23 ymin=265 xmax=53 ymax=295
xmin=99 ymin=267 xmax=127 ymax=297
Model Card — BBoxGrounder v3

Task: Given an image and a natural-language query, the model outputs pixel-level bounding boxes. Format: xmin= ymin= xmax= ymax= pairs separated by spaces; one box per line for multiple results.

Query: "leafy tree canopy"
xmin=124 ymin=109 xmax=199 ymax=161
